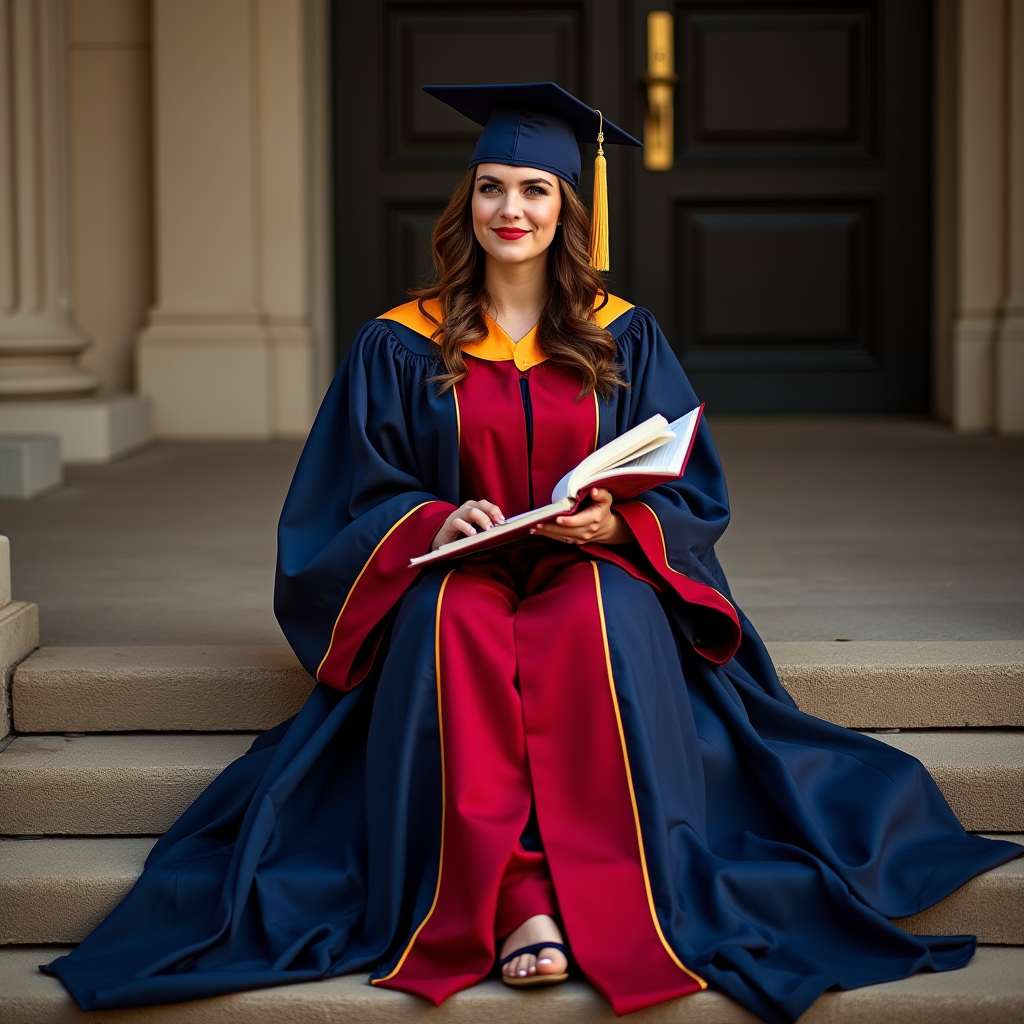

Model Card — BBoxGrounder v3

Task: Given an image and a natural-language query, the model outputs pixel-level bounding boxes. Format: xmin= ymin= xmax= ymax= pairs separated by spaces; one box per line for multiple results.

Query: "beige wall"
xmin=934 ymin=0 xmax=1024 ymax=433
xmin=67 ymin=0 xmax=153 ymax=396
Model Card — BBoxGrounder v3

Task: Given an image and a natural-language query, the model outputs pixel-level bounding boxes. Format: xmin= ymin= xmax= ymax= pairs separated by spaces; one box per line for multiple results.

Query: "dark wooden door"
xmin=334 ymin=1 xmax=931 ymax=412
xmin=623 ymin=0 xmax=932 ymax=411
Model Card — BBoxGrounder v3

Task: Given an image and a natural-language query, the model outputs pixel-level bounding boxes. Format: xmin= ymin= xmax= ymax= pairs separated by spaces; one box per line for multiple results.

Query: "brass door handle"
xmin=644 ymin=11 xmax=677 ymax=171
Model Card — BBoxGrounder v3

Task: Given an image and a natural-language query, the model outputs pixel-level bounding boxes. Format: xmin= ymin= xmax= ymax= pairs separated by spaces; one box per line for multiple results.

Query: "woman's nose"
xmin=500 ymin=192 xmax=522 ymax=219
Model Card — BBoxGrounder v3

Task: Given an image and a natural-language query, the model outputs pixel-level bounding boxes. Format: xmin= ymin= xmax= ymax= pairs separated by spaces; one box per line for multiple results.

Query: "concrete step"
xmin=0 ymin=834 xmax=1018 ymax=947
xmin=873 ymin=729 xmax=1024 ymax=831
xmin=896 ymin=834 xmax=1024 ymax=943
xmin=0 ymin=729 xmax=1019 ymax=838
xmin=0 ymin=733 xmax=255 ymax=835
xmin=2 ymin=945 xmax=1022 ymax=1023
xmin=13 ymin=646 xmax=313 ymax=733
xmin=11 ymin=642 xmax=1024 ymax=734
xmin=771 ymin=641 xmax=1024 ymax=729
xmin=0 ymin=838 xmax=157 ymax=944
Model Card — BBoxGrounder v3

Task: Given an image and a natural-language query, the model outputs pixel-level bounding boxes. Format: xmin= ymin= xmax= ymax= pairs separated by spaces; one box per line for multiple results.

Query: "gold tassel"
xmin=589 ymin=110 xmax=610 ymax=272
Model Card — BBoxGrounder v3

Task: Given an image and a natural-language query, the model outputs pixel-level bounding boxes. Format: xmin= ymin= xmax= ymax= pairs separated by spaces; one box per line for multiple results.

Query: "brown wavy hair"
xmin=413 ymin=169 xmax=624 ymax=400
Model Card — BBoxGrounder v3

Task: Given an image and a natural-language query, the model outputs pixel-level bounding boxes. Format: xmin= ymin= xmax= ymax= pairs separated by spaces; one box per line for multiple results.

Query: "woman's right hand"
xmin=431 ymin=499 xmax=505 ymax=551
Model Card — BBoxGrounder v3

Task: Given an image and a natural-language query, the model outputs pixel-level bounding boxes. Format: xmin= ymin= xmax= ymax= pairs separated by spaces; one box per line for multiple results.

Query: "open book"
xmin=409 ymin=404 xmax=704 ymax=567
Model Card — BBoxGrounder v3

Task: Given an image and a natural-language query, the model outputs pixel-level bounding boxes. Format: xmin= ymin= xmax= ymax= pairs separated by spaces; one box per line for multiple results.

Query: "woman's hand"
xmin=431 ymin=499 xmax=505 ymax=551
xmin=531 ymin=488 xmax=632 ymax=546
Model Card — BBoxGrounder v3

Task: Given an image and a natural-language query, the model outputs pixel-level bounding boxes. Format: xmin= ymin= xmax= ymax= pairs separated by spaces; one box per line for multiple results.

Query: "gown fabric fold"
xmin=43 ymin=301 xmax=1022 ymax=1024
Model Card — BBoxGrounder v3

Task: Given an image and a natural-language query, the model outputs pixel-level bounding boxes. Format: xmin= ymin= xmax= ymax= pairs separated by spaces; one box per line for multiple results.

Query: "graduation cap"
xmin=422 ymin=82 xmax=641 ymax=271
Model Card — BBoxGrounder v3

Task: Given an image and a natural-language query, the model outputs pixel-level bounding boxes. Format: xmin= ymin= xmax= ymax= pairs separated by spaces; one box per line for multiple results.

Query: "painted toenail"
xmin=538 ymin=958 xmax=553 ymax=964
xmin=518 ymin=969 xmax=527 ymax=976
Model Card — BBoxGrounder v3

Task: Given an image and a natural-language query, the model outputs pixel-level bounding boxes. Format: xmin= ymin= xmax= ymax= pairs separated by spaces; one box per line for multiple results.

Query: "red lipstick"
xmin=493 ymin=227 xmax=529 ymax=240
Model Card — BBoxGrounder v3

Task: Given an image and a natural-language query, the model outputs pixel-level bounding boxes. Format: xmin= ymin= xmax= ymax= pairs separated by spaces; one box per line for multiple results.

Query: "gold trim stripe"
xmin=372 ymin=569 xmax=455 ymax=984
xmin=315 ymin=501 xmax=435 ymax=681
xmin=589 ymin=559 xmax=708 ymax=990
xmin=452 ymin=383 xmax=462 ymax=450
xmin=591 ymin=390 xmax=600 ymax=452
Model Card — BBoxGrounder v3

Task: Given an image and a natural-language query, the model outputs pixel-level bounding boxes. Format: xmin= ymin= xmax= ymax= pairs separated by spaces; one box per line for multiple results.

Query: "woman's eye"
xmin=479 ymin=184 xmax=501 ymax=194
xmin=524 ymin=186 xmax=548 ymax=196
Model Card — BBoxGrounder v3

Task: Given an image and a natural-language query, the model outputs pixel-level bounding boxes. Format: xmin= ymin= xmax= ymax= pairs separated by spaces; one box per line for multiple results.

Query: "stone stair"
xmin=2 ymin=945 xmax=1021 ymax=1024
xmin=0 ymin=638 xmax=1022 ymax=1022
xmin=1 ymin=832 xmax=1020 ymax=949
xmin=9 ymin=640 xmax=1024 ymax=733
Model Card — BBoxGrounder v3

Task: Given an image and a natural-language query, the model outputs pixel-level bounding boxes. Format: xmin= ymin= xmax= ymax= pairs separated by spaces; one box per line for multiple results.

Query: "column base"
xmin=137 ymin=321 xmax=273 ymax=439
xmin=0 ymin=396 xmax=152 ymax=465
xmin=0 ymin=437 xmax=63 ymax=500
xmin=952 ymin=314 xmax=998 ymax=431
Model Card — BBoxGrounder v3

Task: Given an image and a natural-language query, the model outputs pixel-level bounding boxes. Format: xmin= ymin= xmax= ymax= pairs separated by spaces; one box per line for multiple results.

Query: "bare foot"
xmin=499 ymin=914 xmax=568 ymax=980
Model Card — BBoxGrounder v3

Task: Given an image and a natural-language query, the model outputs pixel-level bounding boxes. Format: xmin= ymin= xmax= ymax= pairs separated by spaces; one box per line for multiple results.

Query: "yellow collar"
xmin=473 ymin=317 xmax=544 ymax=371
xmin=380 ymin=293 xmax=634 ymax=372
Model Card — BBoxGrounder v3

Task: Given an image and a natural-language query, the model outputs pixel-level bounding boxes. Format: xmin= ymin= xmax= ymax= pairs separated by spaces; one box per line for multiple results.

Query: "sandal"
xmin=499 ymin=941 xmax=570 ymax=987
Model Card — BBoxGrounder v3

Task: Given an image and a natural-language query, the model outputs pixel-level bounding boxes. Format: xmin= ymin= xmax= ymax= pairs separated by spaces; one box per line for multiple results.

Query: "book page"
xmin=552 ymin=413 xmax=668 ymax=502
xmin=579 ymin=406 xmax=701 ymax=486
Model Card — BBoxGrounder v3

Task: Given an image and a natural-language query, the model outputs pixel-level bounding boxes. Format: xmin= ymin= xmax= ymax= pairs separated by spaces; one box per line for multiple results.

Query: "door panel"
xmin=676 ymin=198 xmax=875 ymax=370
xmin=383 ymin=10 xmax=584 ymax=167
xmin=682 ymin=11 xmax=874 ymax=159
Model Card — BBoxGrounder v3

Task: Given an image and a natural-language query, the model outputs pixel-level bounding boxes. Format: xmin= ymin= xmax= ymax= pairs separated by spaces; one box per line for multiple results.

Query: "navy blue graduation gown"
xmin=43 ymin=298 xmax=1021 ymax=1023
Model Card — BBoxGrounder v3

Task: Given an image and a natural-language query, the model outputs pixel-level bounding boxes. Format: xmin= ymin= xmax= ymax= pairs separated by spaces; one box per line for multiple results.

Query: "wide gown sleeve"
xmin=598 ymin=308 xmax=742 ymax=664
xmin=274 ymin=320 xmax=455 ymax=690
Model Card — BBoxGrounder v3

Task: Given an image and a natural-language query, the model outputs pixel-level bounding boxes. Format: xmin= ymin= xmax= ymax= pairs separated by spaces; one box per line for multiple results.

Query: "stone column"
xmin=0 ymin=0 xmax=151 ymax=463
xmin=137 ymin=0 xmax=319 ymax=438
xmin=0 ymin=0 xmax=96 ymax=398
xmin=995 ymin=0 xmax=1024 ymax=433
xmin=137 ymin=0 xmax=272 ymax=438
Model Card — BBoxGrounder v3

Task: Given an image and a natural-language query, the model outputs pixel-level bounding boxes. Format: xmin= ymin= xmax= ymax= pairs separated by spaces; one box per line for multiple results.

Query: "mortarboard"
xmin=422 ymin=82 xmax=641 ymax=272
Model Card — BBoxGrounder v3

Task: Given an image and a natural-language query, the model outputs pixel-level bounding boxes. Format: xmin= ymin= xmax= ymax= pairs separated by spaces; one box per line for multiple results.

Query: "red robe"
xmin=367 ymin=299 xmax=707 ymax=1011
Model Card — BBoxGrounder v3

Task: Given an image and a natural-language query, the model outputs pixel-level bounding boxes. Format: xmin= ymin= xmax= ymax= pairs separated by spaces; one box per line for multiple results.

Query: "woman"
xmin=44 ymin=83 xmax=1020 ymax=1024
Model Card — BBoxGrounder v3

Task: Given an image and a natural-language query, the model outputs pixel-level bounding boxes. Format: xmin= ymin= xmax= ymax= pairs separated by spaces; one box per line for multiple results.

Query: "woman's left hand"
xmin=531 ymin=487 xmax=633 ymax=546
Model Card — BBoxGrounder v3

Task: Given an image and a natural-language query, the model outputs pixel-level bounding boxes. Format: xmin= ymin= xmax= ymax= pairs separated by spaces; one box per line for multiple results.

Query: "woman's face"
xmin=471 ymin=163 xmax=562 ymax=266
